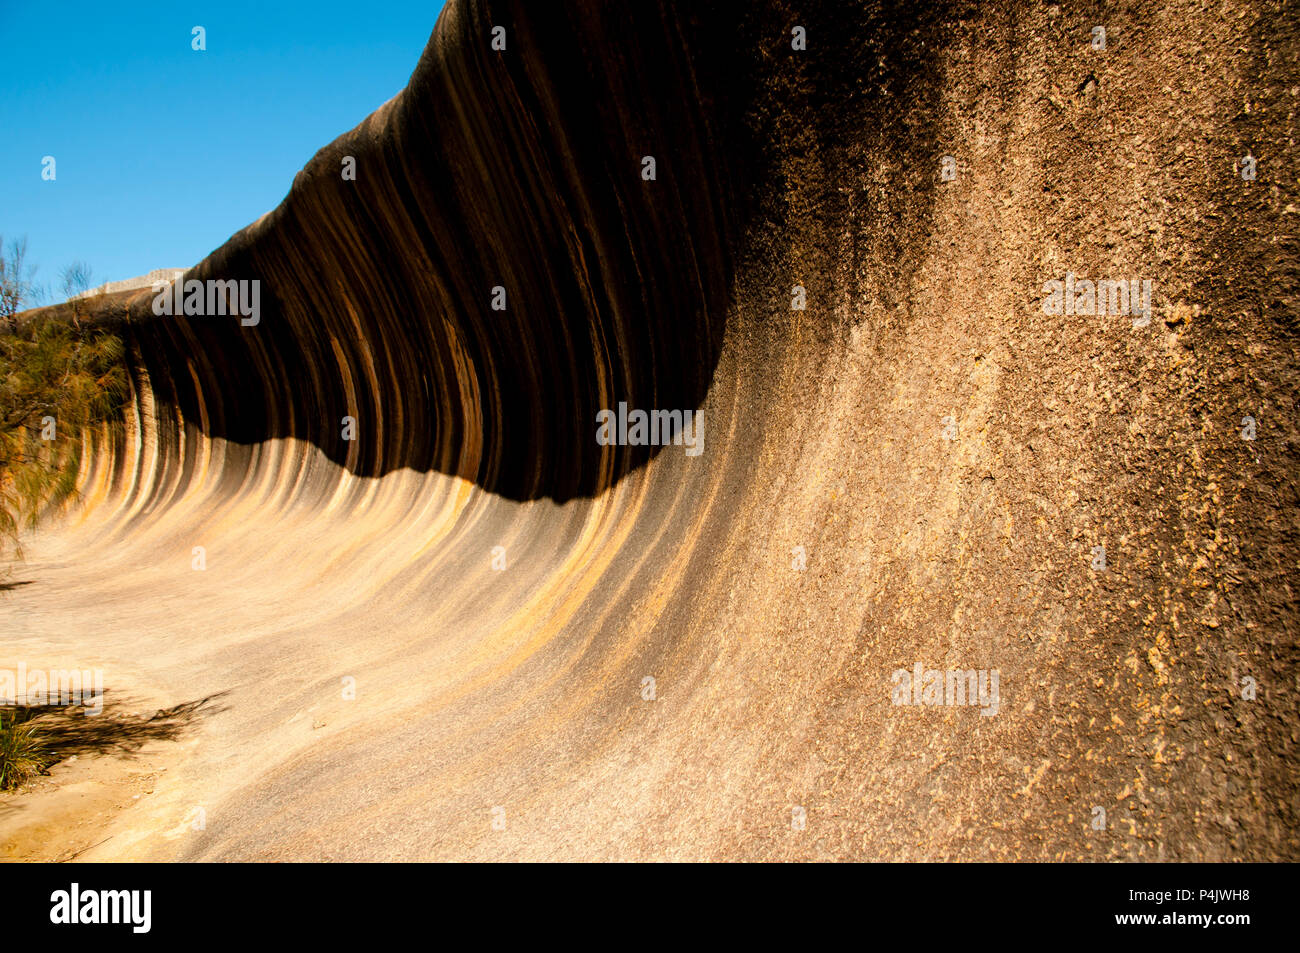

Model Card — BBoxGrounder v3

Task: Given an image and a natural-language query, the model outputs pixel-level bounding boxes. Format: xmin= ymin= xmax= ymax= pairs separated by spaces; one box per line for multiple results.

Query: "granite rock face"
xmin=9 ymin=1 xmax=1298 ymax=860
xmin=110 ymin=1 xmax=757 ymax=502
xmin=71 ymin=269 xmax=184 ymax=302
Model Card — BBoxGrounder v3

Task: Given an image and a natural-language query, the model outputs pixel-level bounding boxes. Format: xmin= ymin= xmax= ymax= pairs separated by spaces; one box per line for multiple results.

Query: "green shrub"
xmin=0 ymin=708 xmax=49 ymax=791
xmin=1 ymin=314 xmax=128 ymax=562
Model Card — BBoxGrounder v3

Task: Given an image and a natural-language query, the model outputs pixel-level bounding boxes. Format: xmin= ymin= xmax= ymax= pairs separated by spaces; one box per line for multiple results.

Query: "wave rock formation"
xmin=6 ymin=0 xmax=1298 ymax=860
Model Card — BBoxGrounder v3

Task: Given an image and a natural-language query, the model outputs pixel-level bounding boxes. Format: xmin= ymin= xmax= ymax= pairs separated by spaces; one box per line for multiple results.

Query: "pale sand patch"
xmin=0 ymin=751 xmax=168 ymax=863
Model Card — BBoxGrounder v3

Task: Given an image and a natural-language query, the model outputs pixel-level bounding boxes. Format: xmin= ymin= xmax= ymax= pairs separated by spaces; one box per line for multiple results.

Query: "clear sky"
xmin=0 ymin=0 xmax=444 ymax=299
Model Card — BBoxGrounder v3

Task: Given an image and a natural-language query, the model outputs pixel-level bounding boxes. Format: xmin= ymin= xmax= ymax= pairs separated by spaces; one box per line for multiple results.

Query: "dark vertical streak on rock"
xmin=106 ymin=0 xmax=761 ymax=504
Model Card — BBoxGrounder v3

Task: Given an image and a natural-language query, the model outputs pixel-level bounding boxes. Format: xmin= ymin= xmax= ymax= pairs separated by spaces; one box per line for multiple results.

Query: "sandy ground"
xmin=0 ymin=753 xmax=167 ymax=863
xmin=0 ymin=665 xmax=201 ymax=861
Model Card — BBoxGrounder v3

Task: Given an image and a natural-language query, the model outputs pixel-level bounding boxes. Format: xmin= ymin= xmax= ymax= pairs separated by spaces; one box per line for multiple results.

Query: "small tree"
xmin=0 ymin=242 xmax=124 ymax=566
xmin=60 ymin=260 xmax=93 ymax=300
xmin=60 ymin=260 xmax=94 ymax=330
xmin=0 ymin=236 xmax=42 ymax=331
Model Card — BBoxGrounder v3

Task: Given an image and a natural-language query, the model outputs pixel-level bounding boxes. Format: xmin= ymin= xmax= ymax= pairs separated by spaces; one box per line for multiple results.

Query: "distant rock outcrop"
xmin=71 ymin=268 xmax=185 ymax=302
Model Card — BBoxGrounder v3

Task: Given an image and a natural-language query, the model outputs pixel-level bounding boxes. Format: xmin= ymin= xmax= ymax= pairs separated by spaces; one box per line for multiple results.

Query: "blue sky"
xmin=0 ymin=1 xmax=444 ymax=299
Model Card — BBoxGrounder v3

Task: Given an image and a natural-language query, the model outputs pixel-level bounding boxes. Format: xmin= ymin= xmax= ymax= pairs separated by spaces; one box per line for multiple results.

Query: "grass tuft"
xmin=0 ymin=707 xmax=49 ymax=791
